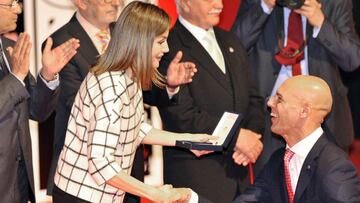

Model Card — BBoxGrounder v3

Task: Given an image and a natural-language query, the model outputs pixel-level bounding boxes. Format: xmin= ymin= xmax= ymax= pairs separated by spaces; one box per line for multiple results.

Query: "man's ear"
xmin=179 ymin=0 xmax=191 ymax=13
xmin=299 ymin=105 xmax=310 ymax=118
xmin=76 ymin=0 xmax=89 ymax=10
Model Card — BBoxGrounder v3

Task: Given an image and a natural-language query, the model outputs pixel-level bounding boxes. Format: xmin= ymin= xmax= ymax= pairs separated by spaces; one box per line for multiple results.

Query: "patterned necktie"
xmin=203 ymin=30 xmax=226 ymax=74
xmin=96 ymin=30 xmax=110 ymax=54
xmin=275 ymin=10 xmax=304 ymax=76
xmin=0 ymin=42 xmax=10 ymax=75
xmin=284 ymin=149 xmax=295 ymax=203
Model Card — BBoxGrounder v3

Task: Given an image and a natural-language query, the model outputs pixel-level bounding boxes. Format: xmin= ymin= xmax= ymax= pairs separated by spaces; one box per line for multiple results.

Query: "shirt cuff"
xmin=261 ymin=0 xmax=273 ymax=14
xmin=11 ymin=72 xmax=26 ymax=86
xmin=312 ymin=25 xmax=322 ymax=38
xmin=166 ymin=86 xmax=180 ymax=99
xmin=188 ymin=190 xmax=199 ymax=203
xmin=39 ymin=72 xmax=59 ymax=90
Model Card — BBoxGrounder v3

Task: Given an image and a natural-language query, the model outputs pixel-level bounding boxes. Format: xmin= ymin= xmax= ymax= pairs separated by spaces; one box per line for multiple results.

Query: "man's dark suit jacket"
xmin=0 ymin=36 xmax=59 ymax=202
xmin=155 ymin=20 xmax=264 ymax=203
xmin=232 ymin=0 xmax=360 ymax=171
xmin=233 ymin=135 xmax=360 ymax=203
xmin=45 ymin=14 xmax=175 ymax=201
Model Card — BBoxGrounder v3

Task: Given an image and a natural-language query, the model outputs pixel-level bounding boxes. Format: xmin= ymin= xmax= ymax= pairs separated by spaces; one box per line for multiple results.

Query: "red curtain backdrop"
xmin=157 ymin=0 xmax=242 ymax=30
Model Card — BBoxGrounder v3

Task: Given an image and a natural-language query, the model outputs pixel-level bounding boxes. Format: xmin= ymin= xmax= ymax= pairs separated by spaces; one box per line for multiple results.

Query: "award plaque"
xmin=176 ymin=112 xmax=243 ymax=151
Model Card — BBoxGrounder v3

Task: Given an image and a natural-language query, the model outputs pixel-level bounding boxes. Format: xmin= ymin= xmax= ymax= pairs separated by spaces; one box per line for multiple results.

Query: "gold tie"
xmin=96 ymin=30 xmax=110 ymax=54
xmin=204 ymin=30 xmax=226 ymax=74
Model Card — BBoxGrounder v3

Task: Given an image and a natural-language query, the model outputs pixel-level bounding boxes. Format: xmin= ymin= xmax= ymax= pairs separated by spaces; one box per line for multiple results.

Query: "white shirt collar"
xmin=76 ymin=12 xmax=103 ymax=40
xmin=287 ymin=127 xmax=323 ymax=159
xmin=76 ymin=12 xmax=110 ymax=54
xmin=178 ymin=15 xmax=215 ymax=43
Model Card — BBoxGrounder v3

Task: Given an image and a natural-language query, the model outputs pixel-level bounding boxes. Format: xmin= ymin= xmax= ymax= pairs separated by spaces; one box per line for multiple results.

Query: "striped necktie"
xmin=96 ymin=30 xmax=110 ymax=54
xmin=284 ymin=149 xmax=295 ymax=203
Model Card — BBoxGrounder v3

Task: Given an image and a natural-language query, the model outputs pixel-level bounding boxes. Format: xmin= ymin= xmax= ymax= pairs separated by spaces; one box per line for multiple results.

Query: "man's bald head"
xmin=267 ymin=75 xmax=333 ymax=145
xmin=282 ymin=75 xmax=333 ymax=117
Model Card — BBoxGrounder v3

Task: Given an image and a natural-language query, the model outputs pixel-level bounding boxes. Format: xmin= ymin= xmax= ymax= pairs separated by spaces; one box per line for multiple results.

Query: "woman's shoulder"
xmin=84 ymin=71 xmax=128 ymax=95
xmin=86 ymin=71 xmax=125 ymax=85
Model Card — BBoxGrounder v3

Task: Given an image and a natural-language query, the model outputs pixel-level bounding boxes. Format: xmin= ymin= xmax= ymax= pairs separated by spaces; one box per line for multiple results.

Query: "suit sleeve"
xmin=231 ymin=0 xmax=270 ymax=51
xmin=320 ymin=158 xmax=360 ymax=202
xmin=0 ymin=66 xmax=58 ymax=123
xmin=25 ymin=74 xmax=59 ymax=122
xmin=0 ymin=74 xmax=30 ymax=120
xmin=316 ymin=0 xmax=360 ymax=71
xmin=232 ymin=154 xmax=275 ymax=203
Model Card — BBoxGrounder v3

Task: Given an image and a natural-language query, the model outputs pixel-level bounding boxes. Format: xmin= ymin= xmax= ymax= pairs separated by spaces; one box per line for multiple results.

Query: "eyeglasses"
xmin=0 ymin=0 xmax=22 ymax=10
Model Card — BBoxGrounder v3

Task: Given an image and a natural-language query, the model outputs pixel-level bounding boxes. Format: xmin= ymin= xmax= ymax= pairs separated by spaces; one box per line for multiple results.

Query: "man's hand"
xmin=295 ymin=0 xmax=324 ymax=28
xmin=7 ymin=32 xmax=32 ymax=81
xmin=156 ymin=184 xmax=191 ymax=203
xmin=172 ymin=188 xmax=192 ymax=203
xmin=233 ymin=128 xmax=263 ymax=165
xmin=166 ymin=51 xmax=197 ymax=91
xmin=40 ymin=37 xmax=80 ymax=81
xmin=263 ymin=0 xmax=276 ymax=10
xmin=190 ymin=149 xmax=213 ymax=157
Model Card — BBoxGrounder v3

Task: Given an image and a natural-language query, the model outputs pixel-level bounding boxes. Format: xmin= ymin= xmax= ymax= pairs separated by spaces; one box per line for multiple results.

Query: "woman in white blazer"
xmin=52 ymin=2 xmax=212 ymax=203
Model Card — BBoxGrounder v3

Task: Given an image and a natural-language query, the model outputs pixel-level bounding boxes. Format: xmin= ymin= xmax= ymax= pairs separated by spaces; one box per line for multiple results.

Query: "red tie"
xmin=275 ymin=10 xmax=304 ymax=76
xmin=284 ymin=149 xmax=295 ymax=203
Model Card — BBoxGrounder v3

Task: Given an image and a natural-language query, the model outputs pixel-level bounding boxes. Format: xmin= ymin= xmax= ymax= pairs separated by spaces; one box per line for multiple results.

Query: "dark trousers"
xmin=53 ymin=185 xmax=90 ymax=203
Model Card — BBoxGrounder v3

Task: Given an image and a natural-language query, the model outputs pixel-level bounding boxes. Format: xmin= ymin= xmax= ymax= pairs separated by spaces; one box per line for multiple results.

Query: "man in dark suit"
xmin=154 ymin=0 xmax=264 ymax=202
xmin=233 ymin=75 xmax=360 ymax=203
xmin=341 ymin=0 xmax=360 ymax=139
xmin=0 ymin=0 xmax=79 ymax=202
xmin=46 ymin=1 xmax=199 ymax=201
xmin=232 ymin=0 xmax=360 ymax=174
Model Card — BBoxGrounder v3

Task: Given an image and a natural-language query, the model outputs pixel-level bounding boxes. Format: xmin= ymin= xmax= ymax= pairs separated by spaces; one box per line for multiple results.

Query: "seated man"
xmin=233 ymin=75 xmax=360 ymax=203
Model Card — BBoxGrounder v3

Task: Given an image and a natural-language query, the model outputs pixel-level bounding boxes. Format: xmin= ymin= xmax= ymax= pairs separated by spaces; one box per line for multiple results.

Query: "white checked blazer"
xmin=54 ymin=70 xmax=152 ymax=203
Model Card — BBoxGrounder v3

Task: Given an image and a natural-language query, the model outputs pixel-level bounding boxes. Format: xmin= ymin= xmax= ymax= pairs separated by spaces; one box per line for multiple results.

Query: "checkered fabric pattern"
xmin=54 ymin=70 xmax=152 ymax=203
xmin=284 ymin=149 xmax=295 ymax=203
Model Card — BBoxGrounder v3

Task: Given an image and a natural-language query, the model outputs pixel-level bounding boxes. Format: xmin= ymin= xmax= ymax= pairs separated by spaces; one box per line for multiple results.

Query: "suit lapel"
xmin=1 ymin=36 xmax=13 ymax=68
xmin=293 ymin=135 xmax=327 ymax=203
xmin=175 ymin=22 xmax=232 ymax=93
xmin=67 ymin=15 xmax=99 ymax=67
xmin=215 ymin=28 xmax=247 ymax=102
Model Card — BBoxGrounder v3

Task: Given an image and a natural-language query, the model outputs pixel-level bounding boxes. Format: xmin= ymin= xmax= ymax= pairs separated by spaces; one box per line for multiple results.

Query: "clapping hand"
xmin=166 ymin=51 xmax=197 ymax=91
xmin=40 ymin=37 xmax=80 ymax=81
xmin=7 ymin=32 xmax=32 ymax=81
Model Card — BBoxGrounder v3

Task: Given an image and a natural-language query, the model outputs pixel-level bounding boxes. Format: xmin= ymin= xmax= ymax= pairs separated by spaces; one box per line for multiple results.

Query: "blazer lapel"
xmin=293 ymin=135 xmax=327 ymax=203
xmin=175 ymin=21 xmax=232 ymax=93
xmin=67 ymin=15 xmax=99 ymax=67
xmin=215 ymin=28 xmax=239 ymax=94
